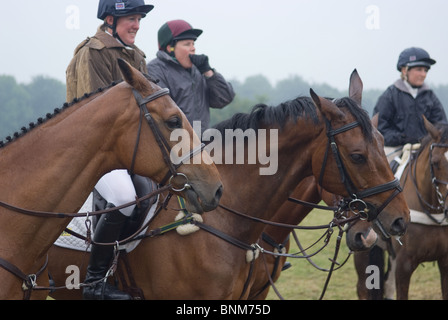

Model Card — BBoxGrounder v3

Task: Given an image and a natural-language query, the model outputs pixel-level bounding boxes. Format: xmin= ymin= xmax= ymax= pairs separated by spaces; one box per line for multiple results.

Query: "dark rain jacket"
xmin=373 ymin=79 xmax=447 ymax=146
xmin=66 ymin=25 xmax=147 ymax=101
xmin=146 ymin=51 xmax=235 ymax=132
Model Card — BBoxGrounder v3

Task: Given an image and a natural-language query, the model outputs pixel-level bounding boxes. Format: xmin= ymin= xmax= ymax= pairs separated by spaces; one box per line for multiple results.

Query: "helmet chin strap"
xmin=106 ymin=17 xmax=132 ymax=47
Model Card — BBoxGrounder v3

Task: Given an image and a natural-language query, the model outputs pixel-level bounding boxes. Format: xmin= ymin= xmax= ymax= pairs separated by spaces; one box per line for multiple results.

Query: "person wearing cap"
xmin=373 ymin=47 xmax=446 ymax=158
xmin=66 ymin=0 xmax=153 ymax=300
xmin=146 ymin=19 xmax=235 ymax=135
xmin=66 ymin=0 xmax=153 ymax=101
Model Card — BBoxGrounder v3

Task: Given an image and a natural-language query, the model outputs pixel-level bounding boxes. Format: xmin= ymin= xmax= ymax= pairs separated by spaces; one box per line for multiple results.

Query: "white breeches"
xmin=95 ymin=169 xmax=136 ymax=217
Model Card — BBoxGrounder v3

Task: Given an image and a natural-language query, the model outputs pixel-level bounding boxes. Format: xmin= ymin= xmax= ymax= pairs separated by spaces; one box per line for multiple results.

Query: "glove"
xmin=189 ymin=54 xmax=212 ymax=74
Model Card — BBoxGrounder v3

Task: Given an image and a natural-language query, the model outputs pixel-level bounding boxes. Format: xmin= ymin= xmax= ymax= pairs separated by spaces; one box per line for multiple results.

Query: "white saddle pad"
xmin=410 ymin=209 xmax=448 ymax=226
xmin=54 ymin=193 xmax=159 ymax=253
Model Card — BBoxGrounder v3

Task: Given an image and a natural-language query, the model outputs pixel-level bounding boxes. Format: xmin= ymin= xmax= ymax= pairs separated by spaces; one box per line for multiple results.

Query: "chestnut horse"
xmin=0 ymin=60 xmax=222 ymax=299
xmin=355 ymin=118 xmax=448 ymax=299
xmin=48 ymin=70 xmax=409 ymax=299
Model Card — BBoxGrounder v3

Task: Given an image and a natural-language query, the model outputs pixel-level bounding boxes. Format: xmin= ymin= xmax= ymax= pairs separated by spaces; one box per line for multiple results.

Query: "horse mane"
xmin=213 ymin=95 xmax=373 ymax=141
xmin=0 ymin=81 xmax=122 ymax=149
xmin=213 ymin=96 xmax=319 ymax=134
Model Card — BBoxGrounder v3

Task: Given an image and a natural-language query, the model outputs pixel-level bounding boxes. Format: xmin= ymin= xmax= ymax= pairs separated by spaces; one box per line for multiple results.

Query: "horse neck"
xmin=214 ymin=120 xmax=323 ymax=241
xmin=0 ymin=87 xmax=132 ymax=265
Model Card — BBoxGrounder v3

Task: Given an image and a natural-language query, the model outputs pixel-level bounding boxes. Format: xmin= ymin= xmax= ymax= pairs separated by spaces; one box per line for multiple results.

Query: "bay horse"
xmin=355 ymin=118 xmax=448 ymax=299
xmin=48 ymin=70 xmax=409 ymax=300
xmin=0 ymin=59 xmax=222 ymax=299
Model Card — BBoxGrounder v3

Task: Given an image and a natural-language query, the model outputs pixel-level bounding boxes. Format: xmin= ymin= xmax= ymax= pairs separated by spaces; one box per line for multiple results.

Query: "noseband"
xmin=318 ymin=118 xmax=402 ymax=227
xmin=131 ymin=88 xmax=205 ymax=192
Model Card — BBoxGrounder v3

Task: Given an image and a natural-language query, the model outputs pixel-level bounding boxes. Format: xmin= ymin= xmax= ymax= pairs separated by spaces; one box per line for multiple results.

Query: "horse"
xmin=0 ymin=59 xmax=223 ymax=299
xmin=247 ymin=176 xmax=377 ymax=300
xmin=47 ymin=69 xmax=409 ymax=300
xmin=354 ymin=117 xmax=448 ymax=299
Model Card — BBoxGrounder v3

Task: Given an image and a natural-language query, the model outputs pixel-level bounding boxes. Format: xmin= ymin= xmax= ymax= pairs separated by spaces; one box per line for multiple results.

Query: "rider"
xmin=146 ymin=19 xmax=235 ymax=135
xmin=66 ymin=0 xmax=153 ymax=300
xmin=373 ymin=47 xmax=447 ymax=162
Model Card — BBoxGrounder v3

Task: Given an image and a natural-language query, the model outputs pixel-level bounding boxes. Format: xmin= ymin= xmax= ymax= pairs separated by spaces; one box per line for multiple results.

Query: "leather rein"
xmin=0 ymin=86 xmax=203 ymax=299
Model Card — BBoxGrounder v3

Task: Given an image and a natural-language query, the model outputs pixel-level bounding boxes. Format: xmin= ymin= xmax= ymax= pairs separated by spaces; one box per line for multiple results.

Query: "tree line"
xmin=0 ymin=74 xmax=447 ymax=139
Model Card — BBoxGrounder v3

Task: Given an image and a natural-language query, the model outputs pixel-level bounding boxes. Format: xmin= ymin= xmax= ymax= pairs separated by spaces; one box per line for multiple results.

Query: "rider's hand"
xmin=189 ymin=54 xmax=212 ymax=74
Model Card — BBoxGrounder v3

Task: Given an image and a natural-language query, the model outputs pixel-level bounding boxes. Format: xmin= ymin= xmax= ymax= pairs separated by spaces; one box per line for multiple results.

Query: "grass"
xmin=266 ymin=208 xmax=442 ymax=300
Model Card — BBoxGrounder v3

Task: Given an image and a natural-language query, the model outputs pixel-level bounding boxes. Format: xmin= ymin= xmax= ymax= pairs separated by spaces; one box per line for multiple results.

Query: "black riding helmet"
xmin=98 ymin=0 xmax=154 ymax=45
xmin=98 ymin=0 xmax=154 ymax=20
xmin=396 ymin=47 xmax=436 ymax=71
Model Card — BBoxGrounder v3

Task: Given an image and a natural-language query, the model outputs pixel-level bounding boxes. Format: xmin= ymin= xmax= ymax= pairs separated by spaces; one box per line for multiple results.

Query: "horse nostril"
xmin=391 ymin=217 xmax=407 ymax=236
xmin=214 ymin=185 xmax=223 ymax=203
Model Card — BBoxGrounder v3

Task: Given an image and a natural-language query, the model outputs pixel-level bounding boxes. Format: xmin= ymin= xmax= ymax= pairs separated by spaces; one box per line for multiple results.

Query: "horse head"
xmin=309 ymin=69 xmax=409 ymax=240
xmin=115 ymin=59 xmax=223 ymax=213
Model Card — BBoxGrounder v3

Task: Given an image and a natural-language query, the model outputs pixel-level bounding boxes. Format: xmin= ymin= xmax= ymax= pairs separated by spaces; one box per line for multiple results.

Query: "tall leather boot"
xmin=82 ymin=206 xmax=132 ymax=300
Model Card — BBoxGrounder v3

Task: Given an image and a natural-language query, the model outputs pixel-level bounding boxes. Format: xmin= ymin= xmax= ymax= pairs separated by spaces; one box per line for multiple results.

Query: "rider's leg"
xmin=83 ymin=170 xmax=136 ymax=300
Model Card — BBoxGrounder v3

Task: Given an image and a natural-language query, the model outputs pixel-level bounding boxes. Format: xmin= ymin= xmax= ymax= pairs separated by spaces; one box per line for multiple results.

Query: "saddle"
xmin=92 ymin=174 xmax=159 ymax=241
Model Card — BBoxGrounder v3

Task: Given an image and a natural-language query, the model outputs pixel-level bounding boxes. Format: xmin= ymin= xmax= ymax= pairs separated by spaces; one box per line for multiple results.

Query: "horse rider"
xmin=146 ymin=19 xmax=235 ymax=136
xmin=66 ymin=0 xmax=153 ymax=300
xmin=373 ymin=47 xmax=447 ymax=164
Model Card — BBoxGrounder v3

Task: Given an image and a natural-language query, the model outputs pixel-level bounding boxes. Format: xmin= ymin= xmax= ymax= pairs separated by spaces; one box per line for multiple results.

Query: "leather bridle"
xmin=131 ymin=87 xmax=205 ymax=192
xmin=318 ymin=118 xmax=402 ymax=238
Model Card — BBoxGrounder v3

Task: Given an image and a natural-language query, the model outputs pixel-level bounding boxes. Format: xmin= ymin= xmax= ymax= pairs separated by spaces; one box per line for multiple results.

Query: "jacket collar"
xmin=94 ymin=25 xmax=146 ymax=56
xmin=394 ymin=79 xmax=430 ymax=97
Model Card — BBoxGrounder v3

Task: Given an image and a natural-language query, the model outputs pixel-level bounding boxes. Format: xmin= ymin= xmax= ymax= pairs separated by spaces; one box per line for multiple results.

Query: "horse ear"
xmin=371 ymin=113 xmax=379 ymax=128
xmin=422 ymin=115 xmax=441 ymax=141
xmin=310 ymin=88 xmax=344 ymax=121
xmin=348 ymin=69 xmax=363 ymax=106
xmin=118 ymin=58 xmax=146 ymax=92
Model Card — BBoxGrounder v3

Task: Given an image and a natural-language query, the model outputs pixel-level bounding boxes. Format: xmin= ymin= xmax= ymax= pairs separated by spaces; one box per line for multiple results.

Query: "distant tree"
xmin=0 ymin=75 xmax=32 ymax=138
xmin=0 ymin=75 xmax=66 ymax=138
xmin=24 ymin=75 xmax=66 ymax=117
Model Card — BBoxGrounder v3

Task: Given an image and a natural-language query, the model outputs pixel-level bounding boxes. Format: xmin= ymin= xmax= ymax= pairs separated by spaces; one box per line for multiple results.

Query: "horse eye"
xmin=166 ymin=116 xmax=182 ymax=130
xmin=351 ymin=154 xmax=366 ymax=164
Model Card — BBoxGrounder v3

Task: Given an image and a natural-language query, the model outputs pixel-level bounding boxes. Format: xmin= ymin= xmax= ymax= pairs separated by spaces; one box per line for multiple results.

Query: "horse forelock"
xmin=213 ymin=96 xmax=319 ymax=134
xmin=0 ymin=81 xmax=121 ymax=149
xmin=333 ymin=97 xmax=373 ymax=142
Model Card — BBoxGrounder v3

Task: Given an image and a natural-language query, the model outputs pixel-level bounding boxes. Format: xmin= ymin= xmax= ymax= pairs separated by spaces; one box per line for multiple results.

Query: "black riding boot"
xmin=82 ymin=207 xmax=132 ymax=300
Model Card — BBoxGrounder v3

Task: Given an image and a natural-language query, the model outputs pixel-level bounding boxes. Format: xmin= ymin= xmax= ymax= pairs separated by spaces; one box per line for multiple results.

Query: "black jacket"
xmin=373 ymin=79 xmax=447 ymax=146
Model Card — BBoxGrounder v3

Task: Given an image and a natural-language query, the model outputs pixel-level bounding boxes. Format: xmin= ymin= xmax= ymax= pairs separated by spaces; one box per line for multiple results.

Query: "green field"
xmin=266 ymin=208 xmax=442 ymax=300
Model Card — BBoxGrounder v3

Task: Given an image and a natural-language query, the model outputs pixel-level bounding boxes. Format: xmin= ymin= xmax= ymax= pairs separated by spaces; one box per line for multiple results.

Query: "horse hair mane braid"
xmin=0 ymin=81 xmax=122 ymax=149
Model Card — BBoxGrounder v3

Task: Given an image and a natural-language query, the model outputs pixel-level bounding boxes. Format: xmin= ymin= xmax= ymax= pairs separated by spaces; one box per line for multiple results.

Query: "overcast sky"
xmin=1 ymin=0 xmax=447 ymax=91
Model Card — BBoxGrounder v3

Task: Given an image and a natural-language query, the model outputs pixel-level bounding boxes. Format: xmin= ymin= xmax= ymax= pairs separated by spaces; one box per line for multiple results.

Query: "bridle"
xmin=131 ymin=87 xmax=205 ymax=192
xmin=407 ymin=142 xmax=448 ymax=221
xmin=318 ymin=118 xmax=402 ymax=238
xmin=0 ymin=86 xmax=205 ymax=299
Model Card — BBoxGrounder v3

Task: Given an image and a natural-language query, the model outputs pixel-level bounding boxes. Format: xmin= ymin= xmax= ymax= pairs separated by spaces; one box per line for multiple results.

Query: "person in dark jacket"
xmin=373 ymin=47 xmax=447 ymax=155
xmin=146 ymin=19 xmax=235 ymax=135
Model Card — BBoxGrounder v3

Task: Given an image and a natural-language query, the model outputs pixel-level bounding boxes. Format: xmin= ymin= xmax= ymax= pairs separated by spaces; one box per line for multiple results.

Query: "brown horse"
xmin=48 ymin=70 xmax=409 ymax=300
xmin=355 ymin=118 xmax=448 ymax=299
xmin=0 ymin=60 xmax=222 ymax=299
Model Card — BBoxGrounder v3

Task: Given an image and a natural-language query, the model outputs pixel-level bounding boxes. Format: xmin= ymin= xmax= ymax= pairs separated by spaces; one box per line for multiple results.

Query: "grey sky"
xmin=1 ymin=0 xmax=447 ymax=91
